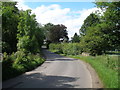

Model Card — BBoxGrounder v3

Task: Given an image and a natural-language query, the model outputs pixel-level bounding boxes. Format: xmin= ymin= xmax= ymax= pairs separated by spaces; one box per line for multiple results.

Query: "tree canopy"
xmin=2 ymin=2 xmax=19 ymax=53
xmin=17 ymin=10 xmax=44 ymax=54
xmin=79 ymin=13 xmax=100 ymax=36
xmin=71 ymin=33 xmax=80 ymax=43
xmin=95 ymin=2 xmax=120 ymax=49
xmin=44 ymin=23 xmax=69 ymax=43
xmin=2 ymin=2 xmax=45 ymax=54
xmin=79 ymin=2 xmax=120 ymax=55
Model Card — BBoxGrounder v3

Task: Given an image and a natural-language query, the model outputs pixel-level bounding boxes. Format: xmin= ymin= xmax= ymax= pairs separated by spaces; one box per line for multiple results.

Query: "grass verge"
xmin=66 ymin=55 xmax=119 ymax=88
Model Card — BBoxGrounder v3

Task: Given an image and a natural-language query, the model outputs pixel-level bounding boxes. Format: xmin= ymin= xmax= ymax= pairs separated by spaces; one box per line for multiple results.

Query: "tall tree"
xmin=80 ymin=23 xmax=109 ymax=55
xmin=17 ymin=10 xmax=44 ymax=54
xmin=79 ymin=2 xmax=120 ymax=55
xmin=43 ymin=23 xmax=54 ymax=41
xmin=2 ymin=2 xmax=19 ymax=53
xmin=71 ymin=33 xmax=80 ymax=43
xmin=79 ymin=13 xmax=100 ymax=36
xmin=44 ymin=23 xmax=69 ymax=43
xmin=95 ymin=2 xmax=120 ymax=50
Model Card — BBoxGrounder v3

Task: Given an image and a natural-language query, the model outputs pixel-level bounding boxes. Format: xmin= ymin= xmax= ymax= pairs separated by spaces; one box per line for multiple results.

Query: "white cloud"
xmin=16 ymin=2 xmax=101 ymax=39
xmin=32 ymin=4 xmax=70 ymax=24
xmin=67 ymin=8 xmax=102 ymax=39
xmin=15 ymin=0 xmax=31 ymax=10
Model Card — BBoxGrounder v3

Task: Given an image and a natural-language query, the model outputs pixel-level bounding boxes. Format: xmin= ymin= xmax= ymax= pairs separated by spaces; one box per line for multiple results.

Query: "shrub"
xmin=2 ymin=51 xmax=45 ymax=81
xmin=49 ymin=43 xmax=82 ymax=55
xmin=2 ymin=42 xmax=11 ymax=54
xmin=17 ymin=36 xmax=31 ymax=54
xmin=13 ymin=51 xmax=44 ymax=71
xmin=49 ymin=43 xmax=63 ymax=53
xmin=2 ymin=52 xmax=19 ymax=80
xmin=62 ymin=43 xmax=82 ymax=55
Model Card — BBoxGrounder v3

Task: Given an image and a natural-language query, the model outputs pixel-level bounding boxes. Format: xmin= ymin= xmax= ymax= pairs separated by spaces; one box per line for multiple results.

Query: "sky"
xmin=14 ymin=0 xmax=101 ymax=39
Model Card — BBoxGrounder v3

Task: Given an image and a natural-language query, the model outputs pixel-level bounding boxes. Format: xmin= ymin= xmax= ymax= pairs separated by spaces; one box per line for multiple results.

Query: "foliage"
xmin=71 ymin=33 xmax=80 ymax=43
xmin=78 ymin=13 xmax=106 ymax=55
xmin=44 ymin=23 xmax=69 ymax=43
xmin=2 ymin=51 xmax=45 ymax=81
xmin=80 ymin=24 xmax=110 ymax=55
xmin=78 ymin=2 xmax=120 ymax=55
xmin=17 ymin=10 xmax=44 ymax=54
xmin=62 ymin=43 xmax=82 ymax=55
xmin=79 ymin=13 xmax=100 ymax=36
xmin=17 ymin=36 xmax=31 ymax=53
xmin=2 ymin=2 xmax=19 ymax=53
xmin=95 ymin=2 xmax=120 ymax=50
xmin=49 ymin=43 xmax=82 ymax=55
xmin=2 ymin=2 xmax=45 ymax=81
xmin=2 ymin=52 xmax=20 ymax=81
xmin=49 ymin=43 xmax=63 ymax=53
xmin=35 ymin=27 xmax=45 ymax=49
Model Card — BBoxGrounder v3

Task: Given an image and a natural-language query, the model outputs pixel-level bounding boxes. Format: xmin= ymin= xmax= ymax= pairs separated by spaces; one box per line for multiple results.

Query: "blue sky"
xmin=16 ymin=1 xmax=100 ymax=38
xmin=24 ymin=2 xmax=96 ymax=11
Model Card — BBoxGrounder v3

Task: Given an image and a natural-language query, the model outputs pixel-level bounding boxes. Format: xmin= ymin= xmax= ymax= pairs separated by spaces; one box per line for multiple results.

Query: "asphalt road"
xmin=3 ymin=49 xmax=102 ymax=88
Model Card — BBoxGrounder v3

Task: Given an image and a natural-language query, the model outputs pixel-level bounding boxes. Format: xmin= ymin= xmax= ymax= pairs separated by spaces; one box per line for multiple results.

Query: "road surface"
xmin=2 ymin=49 xmax=102 ymax=88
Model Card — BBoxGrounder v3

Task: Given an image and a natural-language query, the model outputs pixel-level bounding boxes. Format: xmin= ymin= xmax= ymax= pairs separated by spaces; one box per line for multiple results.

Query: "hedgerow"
xmin=49 ymin=43 xmax=82 ymax=55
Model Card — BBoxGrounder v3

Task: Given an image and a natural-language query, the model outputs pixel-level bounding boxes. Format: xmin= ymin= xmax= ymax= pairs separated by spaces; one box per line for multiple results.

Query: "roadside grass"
xmin=49 ymin=50 xmax=62 ymax=54
xmin=50 ymin=49 xmax=119 ymax=88
xmin=67 ymin=55 xmax=119 ymax=88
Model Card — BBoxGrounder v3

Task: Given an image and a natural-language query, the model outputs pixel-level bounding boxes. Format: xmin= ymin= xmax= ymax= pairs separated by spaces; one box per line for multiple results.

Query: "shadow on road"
xmin=46 ymin=58 xmax=78 ymax=61
xmin=3 ymin=48 xmax=80 ymax=88
xmin=42 ymin=49 xmax=78 ymax=61
xmin=3 ymin=72 xmax=79 ymax=88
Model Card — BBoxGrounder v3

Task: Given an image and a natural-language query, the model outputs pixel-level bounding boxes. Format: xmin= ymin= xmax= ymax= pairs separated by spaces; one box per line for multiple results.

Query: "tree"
xmin=43 ymin=23 xmax=54 ymax=42
xmin=79 ymin=2 xmax=120 ymax=55
xmin=34 ymin=25 xmax=45 ymax=49
xmin=17 ymin=10 xmax=44 ymax=54
xmin=2 ymin=2 xmax=19 ymax=53
xmin=71 ymin=33 xmax=80 ymax=43
xmin=79 ymin=13 xmax=100 ymax=36
xmin=80 ymin=24 xmax=108 ymax=55
xmin=95 ymin=2 xmax=120 ymax=50
xmin=44 ymin=23 xmax=69 ymax=43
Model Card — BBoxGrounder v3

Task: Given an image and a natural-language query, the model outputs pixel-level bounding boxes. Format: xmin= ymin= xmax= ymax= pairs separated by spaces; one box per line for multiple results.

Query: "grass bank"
xmin=66 ymin=54 xmax=119 ymax=88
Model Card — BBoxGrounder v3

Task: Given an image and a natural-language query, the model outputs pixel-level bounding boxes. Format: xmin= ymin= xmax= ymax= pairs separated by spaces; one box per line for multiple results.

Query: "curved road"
xmin=3 ymin=49 xmax=102 ymax=88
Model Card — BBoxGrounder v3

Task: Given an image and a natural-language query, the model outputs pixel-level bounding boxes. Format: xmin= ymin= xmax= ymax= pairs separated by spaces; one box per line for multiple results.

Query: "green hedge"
xmin=2 ymin=51 xmax=45 ymax=81
xmin=49 ymin=43 xmax=110 ymax=56
xmin=49 ymin=43 xmax=63 ymax=53
xmin=49 ymin=43 xmax=82 ymax=55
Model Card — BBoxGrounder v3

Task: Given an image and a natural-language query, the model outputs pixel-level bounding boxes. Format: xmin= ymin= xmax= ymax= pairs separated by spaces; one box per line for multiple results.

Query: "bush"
xmin=17 ymin=36 xmax=31 ymax=53
xmin=49 ymin=43 xmax=63 ymax=53
xmin=49 ymin=42 xmax=107 ymax=56
xmin=49 ymin=43 xmax=82 ymax=55
xmin=2 ymin=42 xmax=11 ymax=54
xmin=2 ymin=52 xmax=19 ymax=80
xmin=2 ymin=51 xmax=45 ymax=81
xmin=13 ymin=51 xmax=44 ymax=72
xmin=62 ymin=43 xmax=82 ymax=55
